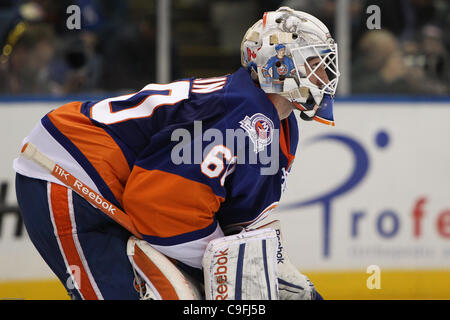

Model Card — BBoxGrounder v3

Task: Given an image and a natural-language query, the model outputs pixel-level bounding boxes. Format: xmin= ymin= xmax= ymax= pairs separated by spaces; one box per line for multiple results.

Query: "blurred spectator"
xmin=0 ymin=0 xmax=447 ymax=96
xmin=47 ymin=32 xmax=102 ymax=95
xmin=0 ymin=22 xmax=56 ymax=94
xmin=42 ymin=0 xmax=105 ymax=94
xmin=351 ymin=29 xmax=430 ymax=95
xmin=100 ymin=7 xmax=180 ymax=92
xmin=99 ymin=12 xmax=157 ymax=91
xmin=417 ymin=24 xmax=449 ymax=93
xmin=358 ymin=0 xmax=441 ymax=42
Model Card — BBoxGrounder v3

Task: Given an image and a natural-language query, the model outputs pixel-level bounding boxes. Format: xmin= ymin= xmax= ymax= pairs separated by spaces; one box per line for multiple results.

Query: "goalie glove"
xmin=248 ymin=220 xmax=322 ymax=300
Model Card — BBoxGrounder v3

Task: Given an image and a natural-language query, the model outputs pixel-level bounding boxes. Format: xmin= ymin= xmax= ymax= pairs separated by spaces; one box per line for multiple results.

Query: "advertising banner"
xmin=0 ymin=100 xmax=449 ymax=299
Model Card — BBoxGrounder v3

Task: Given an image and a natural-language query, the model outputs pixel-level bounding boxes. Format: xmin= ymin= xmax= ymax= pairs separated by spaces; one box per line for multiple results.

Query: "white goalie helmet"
xmin=241 ymin=7 xmax=340 ymax=125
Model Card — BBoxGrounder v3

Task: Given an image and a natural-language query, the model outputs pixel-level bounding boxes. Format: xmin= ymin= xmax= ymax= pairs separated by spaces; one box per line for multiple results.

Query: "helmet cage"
xmin=291 ymin=42 xmax=339 ymax=98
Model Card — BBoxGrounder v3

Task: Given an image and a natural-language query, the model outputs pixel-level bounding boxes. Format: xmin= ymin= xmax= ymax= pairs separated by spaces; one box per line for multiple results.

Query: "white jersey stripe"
xmin=67 ymin=189 xmax=104 ymax=300
xmin=193 ymin=76 xmax=227 ymax=84
xmin=47 ymin=182 xmax=85 ymax=300
xmin=192 ymin=81 xmax=227 ymax=89
xmin=151 ymin=224 xmax=224 ymax=269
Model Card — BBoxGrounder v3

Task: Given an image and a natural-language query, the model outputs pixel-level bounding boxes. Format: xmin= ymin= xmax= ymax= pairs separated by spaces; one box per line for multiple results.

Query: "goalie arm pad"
xmin=249 ymin=220 xmax=322 ymax=300
xmin=202 ymin=228 xmax=279 ymax=300
xmin=127 ymin=236 xmax=203 ymax=300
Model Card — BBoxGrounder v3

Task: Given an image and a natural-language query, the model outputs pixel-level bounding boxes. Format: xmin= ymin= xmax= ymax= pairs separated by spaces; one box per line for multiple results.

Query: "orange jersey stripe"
xmin=123 ymin=168 xmax=224 ymax=238
xmin=280 ymin=120 xmax=295 ymax=168
xmin=133 ymin=244 xmax=179 ymax=300
xmin=49 ymin=183 xmax=99 ymax=300
xmin=47 ymin=102 xmax=130 ymax=206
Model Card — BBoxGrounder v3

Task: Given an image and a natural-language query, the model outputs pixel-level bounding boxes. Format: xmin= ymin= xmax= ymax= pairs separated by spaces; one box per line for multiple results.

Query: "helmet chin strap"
xmin=290 ymin=85 xmax=321 ymax=121
xmin=299 ymin=109 xmax=317 ymax=121
xmin=264 ymin=70 xmax=334 ymax=117
xmin=293 ymin=101 xmax=319 ymax=121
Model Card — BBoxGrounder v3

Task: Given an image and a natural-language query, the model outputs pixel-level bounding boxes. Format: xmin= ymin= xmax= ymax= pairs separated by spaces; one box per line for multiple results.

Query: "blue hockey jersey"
xmin=14 ymin=67 xmax=299 ymax=268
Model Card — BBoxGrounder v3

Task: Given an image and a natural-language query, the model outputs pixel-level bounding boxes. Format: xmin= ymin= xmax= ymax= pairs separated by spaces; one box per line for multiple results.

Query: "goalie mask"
xmin=241 ymin=7 xmax=340 ymax=125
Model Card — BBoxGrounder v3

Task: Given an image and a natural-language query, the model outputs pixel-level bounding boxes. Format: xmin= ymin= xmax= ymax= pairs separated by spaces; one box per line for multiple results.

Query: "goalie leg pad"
xmin=127 ymin=236 xmax=202 ymax=300
xmin=251 ymin=220 xmax=320 ymax=300
xmin=202 ymin=228 xmax=279 ymax=300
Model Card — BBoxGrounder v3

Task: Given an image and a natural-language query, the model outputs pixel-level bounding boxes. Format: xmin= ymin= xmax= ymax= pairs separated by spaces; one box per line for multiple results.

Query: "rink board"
xmin=0 ymin=98 xmax=449 ymax=299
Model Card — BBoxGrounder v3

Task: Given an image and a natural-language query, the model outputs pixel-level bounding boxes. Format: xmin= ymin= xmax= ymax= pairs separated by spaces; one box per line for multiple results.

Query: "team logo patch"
xmin=276 ymin=63 xmax=288 ymax=76
xmin=239 ymin=113 xmax=274 ymax=153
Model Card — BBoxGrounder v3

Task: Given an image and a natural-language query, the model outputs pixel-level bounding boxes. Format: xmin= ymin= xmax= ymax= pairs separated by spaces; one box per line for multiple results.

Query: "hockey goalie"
xmin=13 ymin=7 xmax=338 ymax=299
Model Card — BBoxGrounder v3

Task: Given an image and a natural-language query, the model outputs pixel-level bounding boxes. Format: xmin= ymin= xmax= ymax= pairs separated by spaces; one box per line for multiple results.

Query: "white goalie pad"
xmin=202 ymin=228 xmax=279 ymax=300
xmin=127 ymin=236 xmax=203 ymax=300
xmin=249 ymin=220 xmax=318 ymax=300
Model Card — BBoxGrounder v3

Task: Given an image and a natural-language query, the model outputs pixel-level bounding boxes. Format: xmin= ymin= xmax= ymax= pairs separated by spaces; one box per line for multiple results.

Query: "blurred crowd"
xmin=0 ymin=0 xmax=175 ymax=95
xmin=282 ymin=0 xmax=450 ymax=95
xmin=0 ymin=0 xmax=448 ymax=96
